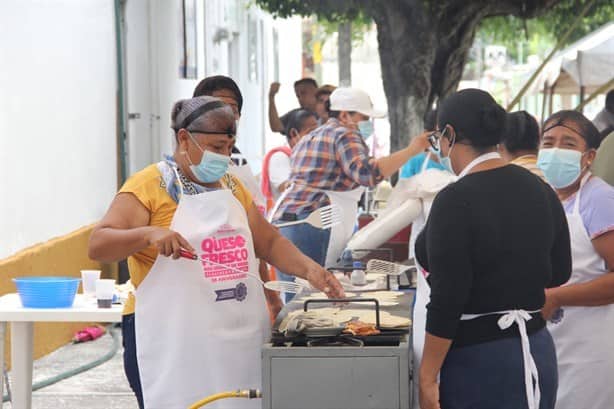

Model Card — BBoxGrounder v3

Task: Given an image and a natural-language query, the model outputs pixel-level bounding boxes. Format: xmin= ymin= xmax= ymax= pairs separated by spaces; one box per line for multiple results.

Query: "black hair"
xmin=285 ymin=109 xmax=317 ymax=140
xmin=543 ymin=110 xmax=601 ymax=150
xmin=294 ymin=78 xmax=318 ymax=89
xmin=193 ymin=75 xmax=243 ymax=114
xmin=438 ymin=88 xmax=507 ymax=148
xmin=606 ymin=90 xmax=614 ymax=110
xmin=501 ymin=111 xmax=540 ymax=153
xmin=423 ymin=109 xmax=437 ymax=132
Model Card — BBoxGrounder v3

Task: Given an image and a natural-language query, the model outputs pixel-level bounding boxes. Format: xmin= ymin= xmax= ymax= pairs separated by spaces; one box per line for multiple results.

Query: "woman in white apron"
xmin=88 ymin=96 xmax=344 ymax=409
xmin=415 ymin=89 xmax=571 ymax=409
xmin=536 ymin=110 xmax=614 ymax=409
xmin=270 ymin=87 xmax=430 ymax=302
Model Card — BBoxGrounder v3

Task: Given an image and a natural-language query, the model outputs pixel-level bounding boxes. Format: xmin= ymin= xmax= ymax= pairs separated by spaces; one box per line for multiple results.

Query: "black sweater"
xmin=415 ymin=165 xmax=572 ymax=347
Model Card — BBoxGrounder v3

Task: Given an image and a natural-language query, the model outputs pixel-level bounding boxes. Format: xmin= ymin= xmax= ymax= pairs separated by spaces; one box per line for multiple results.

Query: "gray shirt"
xmin=593 ymin=108 xmax=614 ymax=133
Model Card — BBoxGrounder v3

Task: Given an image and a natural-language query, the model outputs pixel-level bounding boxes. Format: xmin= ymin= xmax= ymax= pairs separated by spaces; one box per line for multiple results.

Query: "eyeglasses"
xmin=428 ymin=126 xmax=449 ymax=152
xmin=428 ymin=131 xmax=441 ymax=152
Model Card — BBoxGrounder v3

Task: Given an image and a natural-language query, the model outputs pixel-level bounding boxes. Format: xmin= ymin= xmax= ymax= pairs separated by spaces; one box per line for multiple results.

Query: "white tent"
xmin=528 ymin=22 xmax=614 ymax=95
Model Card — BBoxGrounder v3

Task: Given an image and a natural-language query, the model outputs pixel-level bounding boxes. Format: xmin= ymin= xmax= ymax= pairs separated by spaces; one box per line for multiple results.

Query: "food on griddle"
xmin=343 ymin=320 xmax=381 ymax=336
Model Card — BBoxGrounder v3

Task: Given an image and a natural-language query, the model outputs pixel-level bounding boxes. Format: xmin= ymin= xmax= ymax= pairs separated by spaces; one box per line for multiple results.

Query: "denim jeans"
xmin=275 ymin=212 xmax=331 ymax=302
xmin=122 ymin=314 xmax=144 ymax=409
xmin=440 ymin=328 xmax=557 ymax=409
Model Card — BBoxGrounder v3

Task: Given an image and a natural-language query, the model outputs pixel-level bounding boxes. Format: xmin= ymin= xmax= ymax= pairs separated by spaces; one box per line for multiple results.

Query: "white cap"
xmin=329 ymin=87 xmax=387 ymax=118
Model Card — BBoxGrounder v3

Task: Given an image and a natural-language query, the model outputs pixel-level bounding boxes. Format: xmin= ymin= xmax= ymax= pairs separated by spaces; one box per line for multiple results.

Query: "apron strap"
xmin=268 ymin=182 xmax=294 ymax=223
xmin=573 ymin=172 xmax=592 ymax=215
xmin=458 ymin=152 xmax=501 ymax=179
xmin=170 ymin=165 xmax=186 ymax=198
xmin=461 ymin=309 xmax=541 ymax=409
xmin=420 ymin=152 xmax=432 ymax=173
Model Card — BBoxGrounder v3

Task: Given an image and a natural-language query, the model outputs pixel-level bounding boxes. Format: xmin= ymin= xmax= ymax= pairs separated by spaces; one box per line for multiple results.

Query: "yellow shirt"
xmin=118 ymin=164 xmax=253 ymax=315
xmin=511 ymin=155 xmax=546 ymax=182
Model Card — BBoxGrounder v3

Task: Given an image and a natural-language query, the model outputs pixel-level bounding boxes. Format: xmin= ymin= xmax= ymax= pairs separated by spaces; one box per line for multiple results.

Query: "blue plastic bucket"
xmin=13 ymin=277 xmax=81 ymax=308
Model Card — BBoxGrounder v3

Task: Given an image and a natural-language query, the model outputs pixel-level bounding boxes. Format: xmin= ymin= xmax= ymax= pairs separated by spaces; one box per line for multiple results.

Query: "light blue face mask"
xmin=439 ymin=131 xmax=456 ymax=174
xmin=357 ymin=120 xmax=374 ymax=139
xmin=537 ymin=148 xmax=584 ymax=189
xmin=187 ymin=132 xmax=230 ymax=183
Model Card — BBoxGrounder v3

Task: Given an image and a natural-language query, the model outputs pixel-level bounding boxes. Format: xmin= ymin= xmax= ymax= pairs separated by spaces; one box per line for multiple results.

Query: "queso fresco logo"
xmin=199 ymin=229 xmax=249 ymax=283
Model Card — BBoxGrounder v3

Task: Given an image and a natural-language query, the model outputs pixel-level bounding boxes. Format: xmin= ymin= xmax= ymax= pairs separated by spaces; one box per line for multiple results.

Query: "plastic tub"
xmin=13 ymin=277 xmax=81 ymax=308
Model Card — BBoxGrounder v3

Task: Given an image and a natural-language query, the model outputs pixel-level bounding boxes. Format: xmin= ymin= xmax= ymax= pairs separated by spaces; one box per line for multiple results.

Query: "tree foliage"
xmin=254 ymin=0 xmax=611 ymax=150
xmin=478 ymin=0 xmax=614 ymax=61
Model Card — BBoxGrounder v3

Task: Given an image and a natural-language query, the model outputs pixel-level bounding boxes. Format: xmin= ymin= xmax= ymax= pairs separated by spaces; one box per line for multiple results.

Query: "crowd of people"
xmin=87 ymin=73 xmax=614 ymax=409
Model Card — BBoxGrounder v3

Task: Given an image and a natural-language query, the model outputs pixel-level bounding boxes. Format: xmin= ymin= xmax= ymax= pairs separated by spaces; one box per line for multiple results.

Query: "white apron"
xmin=411 ymin=152 xmax=502 ymax=409
xmin=408 ymin=152 xmax=434 ymax=260
xmin=267 ymin=183 xmax=364 ymax=268
xmin=324 ymin=187 xmax=365 ymax=267
xmin=548 ymin=173 xmax=614 ymax=409
xmin=135 ymin=174 xmax=269 ymax=409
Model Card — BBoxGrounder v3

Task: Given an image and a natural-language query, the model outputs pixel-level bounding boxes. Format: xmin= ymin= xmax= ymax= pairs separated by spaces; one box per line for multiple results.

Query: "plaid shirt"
xmin=273 ymin=118 xmax=383 ymax=220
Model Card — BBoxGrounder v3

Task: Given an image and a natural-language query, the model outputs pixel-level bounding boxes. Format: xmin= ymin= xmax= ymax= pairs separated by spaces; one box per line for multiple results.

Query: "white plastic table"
xmin=0 ymin=293 xmax=123 ymax=409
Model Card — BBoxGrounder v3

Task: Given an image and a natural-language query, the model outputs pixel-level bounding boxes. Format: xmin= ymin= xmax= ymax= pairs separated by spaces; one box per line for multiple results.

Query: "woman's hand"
xmin=542 ymin=288 xmax=561 ymax=320
xmin=264 ymin=289 xmax=284 ymax=320
xmin=305 ymin=267 xmax=345 ymax=299
xmin=409 ymin=131 xmax=431 ymax=153
xmin=419 ymin=379 xmax=441 ymax=409
xmin=145 ymin=227 xmax=194 ymax=259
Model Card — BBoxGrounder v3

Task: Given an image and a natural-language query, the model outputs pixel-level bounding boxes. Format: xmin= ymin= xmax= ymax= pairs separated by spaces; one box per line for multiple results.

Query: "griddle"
xmin=271 ymin=291 xmax=414 ymax=347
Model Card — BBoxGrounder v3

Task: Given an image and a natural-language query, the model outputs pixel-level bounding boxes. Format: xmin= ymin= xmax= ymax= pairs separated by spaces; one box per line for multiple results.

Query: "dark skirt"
xmin=440 ymin=328 xmax=557 ymax=409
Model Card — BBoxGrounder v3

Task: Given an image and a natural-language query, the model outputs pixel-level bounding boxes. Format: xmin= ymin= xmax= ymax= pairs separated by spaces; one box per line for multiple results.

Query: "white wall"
xmin=0 ymin=0 xmax=118 ymax=259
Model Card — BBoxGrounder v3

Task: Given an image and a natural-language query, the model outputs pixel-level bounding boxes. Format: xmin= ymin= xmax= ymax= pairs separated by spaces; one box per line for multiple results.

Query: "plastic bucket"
xmin=13 ymin=277 xmax=81 ymax=308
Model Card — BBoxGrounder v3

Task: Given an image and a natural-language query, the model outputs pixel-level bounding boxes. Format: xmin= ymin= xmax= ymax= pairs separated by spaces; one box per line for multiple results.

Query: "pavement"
xmin=3 ymin=324 xmax=139 ymax=409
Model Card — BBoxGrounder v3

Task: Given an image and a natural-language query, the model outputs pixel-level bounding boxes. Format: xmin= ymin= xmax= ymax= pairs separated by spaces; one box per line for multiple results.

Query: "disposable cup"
xmin=81 ymin=270 xmax=101 ymax=296
xmin=95 ymin=279 xmax=115 ymax=308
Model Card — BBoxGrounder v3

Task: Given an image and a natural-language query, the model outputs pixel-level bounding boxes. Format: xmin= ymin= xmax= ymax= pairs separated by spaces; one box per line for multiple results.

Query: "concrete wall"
xmin=0 ymin=0 xmax=119 ymax=260
xmin=0 ymin=226 xmax=114 ymax=367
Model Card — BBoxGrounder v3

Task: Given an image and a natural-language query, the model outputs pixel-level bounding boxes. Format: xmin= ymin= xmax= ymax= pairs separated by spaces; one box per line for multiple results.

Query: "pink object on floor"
xmin=73 ymin=325 xmax=106 ymax=343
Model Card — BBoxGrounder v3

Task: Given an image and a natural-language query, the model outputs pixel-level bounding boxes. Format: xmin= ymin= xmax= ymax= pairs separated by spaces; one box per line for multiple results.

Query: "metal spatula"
xmin=366 ymin=259 xmax=404 ymax=276
xmin=182 ymin=250 xmax=308 ymax=294
xmin=275 ymin=204 xmax=342 ymax=230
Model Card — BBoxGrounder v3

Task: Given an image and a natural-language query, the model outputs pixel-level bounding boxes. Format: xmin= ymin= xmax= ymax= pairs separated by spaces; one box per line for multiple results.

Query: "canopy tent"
xmin=528 ymin=22 xmax=614 ymax=96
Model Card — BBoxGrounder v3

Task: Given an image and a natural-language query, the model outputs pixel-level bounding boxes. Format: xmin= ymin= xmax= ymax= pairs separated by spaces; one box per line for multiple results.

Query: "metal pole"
xmin=575 ymin=77 xmax=614 ymax=111
xmin=506 ymin=0 xmax=597 ymax=111
xmin=541 ymin=82 xmax=549 ymax=123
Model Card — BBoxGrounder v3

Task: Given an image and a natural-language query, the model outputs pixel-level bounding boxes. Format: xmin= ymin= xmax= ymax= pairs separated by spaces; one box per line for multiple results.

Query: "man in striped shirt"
xmin=271 ymin=87 xmax=429 ymax=300
xmin=499 ymin=111 xmax=546 ymax=181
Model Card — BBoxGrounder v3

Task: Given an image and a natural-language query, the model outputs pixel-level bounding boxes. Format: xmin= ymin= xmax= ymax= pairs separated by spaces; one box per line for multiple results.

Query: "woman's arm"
xmin=376 ymin=132 xmax=430 ymax=178
xmin=88 ymin=193 xmax=194 ymax=262
xmin=420 ymin=333 xmax=453 ymax=409
xmin=247 ymin=203 xmax=344 ymax=297
xmin=545 ymin=231 xmax=614 ymax=317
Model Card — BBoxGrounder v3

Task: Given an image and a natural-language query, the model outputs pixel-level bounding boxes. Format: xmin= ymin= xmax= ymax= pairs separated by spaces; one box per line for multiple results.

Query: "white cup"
xmin=81 ymin=270 xmax=101 ymax=296
xmin=95 ymin=279 xmax=115 ymax=308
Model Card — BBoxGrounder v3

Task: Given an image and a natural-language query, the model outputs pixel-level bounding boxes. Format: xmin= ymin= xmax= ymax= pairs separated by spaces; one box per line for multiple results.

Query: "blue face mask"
xmin=537 ymin=148 xmax=584 ymax=189
xmin=187 ymin=132 xmax=230 ymax=183
xmin=439 ymin=133 xmax=456 ymax=174
xmin=357 ymin=120 xmax=374 ymax=139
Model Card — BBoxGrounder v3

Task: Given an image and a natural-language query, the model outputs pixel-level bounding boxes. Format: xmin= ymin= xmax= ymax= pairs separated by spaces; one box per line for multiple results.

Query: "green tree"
xmin=256 ymin=0 xmax=612 ymax=150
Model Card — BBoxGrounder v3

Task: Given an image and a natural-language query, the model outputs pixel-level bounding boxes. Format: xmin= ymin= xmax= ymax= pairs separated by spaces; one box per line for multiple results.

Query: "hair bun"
xmin=481 ymin=106 xmax=505 ymax=134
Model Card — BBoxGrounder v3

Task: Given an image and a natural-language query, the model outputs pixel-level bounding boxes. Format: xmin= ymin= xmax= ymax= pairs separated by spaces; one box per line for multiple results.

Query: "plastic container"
xmin=351 ymin=261 xmax=366 ymax=286
xmin=13 ymin=277 xmax=81 ymax=308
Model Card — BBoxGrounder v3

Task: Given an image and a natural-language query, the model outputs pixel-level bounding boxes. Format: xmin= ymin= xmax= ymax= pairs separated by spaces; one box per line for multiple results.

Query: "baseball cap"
xmin=329 ymin=87 xmax=387 ymax=118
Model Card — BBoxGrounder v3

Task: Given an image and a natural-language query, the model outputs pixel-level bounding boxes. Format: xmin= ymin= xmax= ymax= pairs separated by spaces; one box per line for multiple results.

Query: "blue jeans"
xmin=275 ymin=212 xmax=331 ymax=302
xmin=122 ymin=314 xmax=144 ymax=409
xmin=440 ymin=328 xmax=557 ymax=409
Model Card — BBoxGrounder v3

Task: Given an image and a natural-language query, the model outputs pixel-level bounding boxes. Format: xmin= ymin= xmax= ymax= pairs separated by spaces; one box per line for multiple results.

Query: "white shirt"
xmin=268 ymin=151 xmax=292 ymax=201
xmin=593 ymin=108 xmax=614 ymax=133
